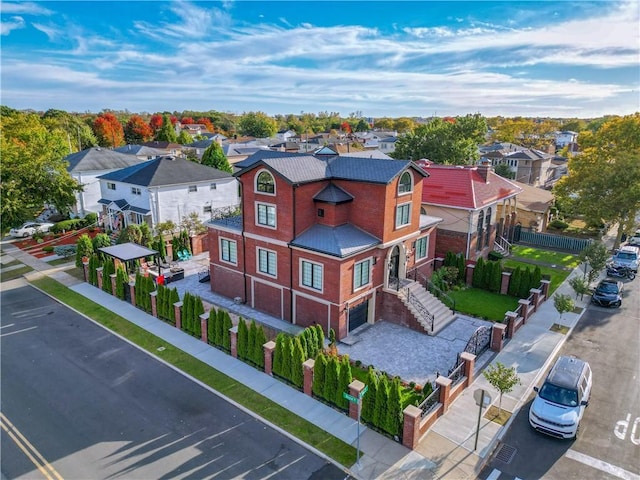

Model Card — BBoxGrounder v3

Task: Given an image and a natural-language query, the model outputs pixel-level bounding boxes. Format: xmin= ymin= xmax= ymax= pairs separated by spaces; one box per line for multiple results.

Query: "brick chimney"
xmin=477 ymin=160 xmax=492 ymax=183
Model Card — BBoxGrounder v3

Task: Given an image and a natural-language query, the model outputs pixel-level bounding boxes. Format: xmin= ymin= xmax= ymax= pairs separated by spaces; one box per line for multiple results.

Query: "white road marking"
xmin=0 ymin=326 xmax=37 ymax=337
xmin=565 ymin=449 xmax=640 ymax=480
xmin=486 ymin=469 xmax=501 ymax=480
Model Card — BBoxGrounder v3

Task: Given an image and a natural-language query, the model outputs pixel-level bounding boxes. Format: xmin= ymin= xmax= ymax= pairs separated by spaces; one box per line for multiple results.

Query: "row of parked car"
xmin=8 ymin=222 xmax=56 ymax=238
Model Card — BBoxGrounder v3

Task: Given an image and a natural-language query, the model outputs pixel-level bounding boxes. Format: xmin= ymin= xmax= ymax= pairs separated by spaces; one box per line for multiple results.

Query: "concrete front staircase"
xmin=398 ymin=281 xmax=456 ymax=336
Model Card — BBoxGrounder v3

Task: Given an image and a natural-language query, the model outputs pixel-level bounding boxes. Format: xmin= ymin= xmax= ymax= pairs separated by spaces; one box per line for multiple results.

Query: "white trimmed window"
xmin=131 ymin=187 xmax=141 ymax=195
xmin=354 ymin=259 xmax=371 ymax=290
xmin=258 ymin=248 xmax=276 ymax=276
xmin=256 ymin=170 xmax=275 ymax=194
xmin=220 ymin=238 xmax=237 ymax=264
xmin=415 ymin=237 xmax=428 ymax=260
xmin=203 ymin=205 xmax=212 ymax=215
xmin=396 ymin=203 xmax=411 ymax=228
xmin=256 ymin=203 xmax=276 ymax=228
xmin=188 ymin=185 xmax=198 ymax=193
xmin=398 ymin=171 xmax=413 ymax=194
xmin=301 ymin=260 xmax=323 ymax=291
xmin=210 ymin=183 xmax=217 ymax=190
xmin=107 ymin=182 xmax=116 ymax=190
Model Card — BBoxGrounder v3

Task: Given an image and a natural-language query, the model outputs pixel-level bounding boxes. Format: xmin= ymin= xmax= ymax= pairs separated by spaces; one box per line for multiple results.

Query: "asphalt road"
xmin=480 ymin=275 xmax=640 ymax=480
xmin=1 ymin=283 xmax=350 ymax=480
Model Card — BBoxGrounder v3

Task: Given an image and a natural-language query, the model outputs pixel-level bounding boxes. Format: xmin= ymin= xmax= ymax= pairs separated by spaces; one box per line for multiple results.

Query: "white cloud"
xmin=0 ymin=2 xmax=53 ymax=16
xmin=1 ymin=16 xmax=25 ymax=35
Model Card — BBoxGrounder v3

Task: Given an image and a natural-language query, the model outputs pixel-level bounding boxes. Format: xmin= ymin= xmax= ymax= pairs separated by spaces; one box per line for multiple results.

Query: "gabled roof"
xmin=512 ymin=181 xmax=554 ymax=213
xmin=419 ymin=162 xmax=522 ymax=209
xmin=236 ymin=151 xmax=427 ymax=185
xmin=65 ymin=147 xmax=145 ymax=173
xmin=290 ymin=223 xmax=380 ymax=258
xmin=97 ymin=156 xmax=233 ymax=187
xmin=313 ymin=183 xmax=354 ymax=204
xmin=113 ymin=144 xmax=167 ymax=157
xmin=140 ymin=141 xmax=183 ymax=150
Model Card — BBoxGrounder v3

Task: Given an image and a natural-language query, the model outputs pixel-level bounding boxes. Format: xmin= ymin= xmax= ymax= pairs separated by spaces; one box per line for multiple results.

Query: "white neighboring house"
xmin=97 ymin=156 xmax=239 ymax=231
xmin=66 ymin=147 xmax=147 ymax=218
xmin=554 ymin=131 xmax=579 ymax=148
xmin=113 ymin=144 xmax=167 ymax=161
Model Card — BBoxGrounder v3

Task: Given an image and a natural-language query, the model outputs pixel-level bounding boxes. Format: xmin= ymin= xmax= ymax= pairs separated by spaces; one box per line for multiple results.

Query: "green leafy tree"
xmin=237 ymin=318 xmax=248 ymax=361
xmin=373 ymin=374 xmax=389 ymax=428
xmin=569 ymin=276 xmax=590 ymax=301
xmin=483 ymin=362 xmax=521 ymax=414
xmin=41 ymin=109 xmax=97 ymax=152
xmin=156 ymin=114 xmax=178 ymax=143
xmin=336 ymin=355 xmax=353 ymax=410
xmin=494 ymin=163 xmax=515 ymax=179
xmin=102 ymin=258 xmax=115 ymax=294
xmin=392 ymin=114 xmax=486 ymax=164
xmin=238 ymin=111 xmax=278 ymax=138
xmin=207 ymin=307 xmax=218 ymax=346
xmin=579 ymin=241 xmax=609 ymax=283
xmin=323 ymin=355 xmax=339 ymax=405
xmin=361 ymin=367 xmax=378 ymax=424
xmin=519 ymin=267 xmax=532 ymax=298
xmin=169 ymin=288 xmax=179 ymax=325
xmin=385 ymin=377 xmax=403 ymax=437
xmin=554 ymin=294 xmax=575 ymax=323
xmin=312 ymin=352 xmax=327 ymax=399
xmin=273 ymin=333 xmax=285 ymax=377
xmin=201 ymin=142 xmax=232 ymax=173
xmin=177 ymin=130 xmax=193 ymax=145
xmin=88 ymin=254 xmax=100 ymax=285
xmin=75 ymin=234 xmax=94 ymax=267
xmin=118 ymin=224 xmax=143 ymax=244
xmin=281 ymin=336 xmax=293 ymax=382
xmin=508 ymin=266 xmax=521 ymax=297
xmin=472 ymin=257 xmax=485 ymax=288
xmin=315 ymin=325 xmax=325 ymax=352
xmin=222 ymin=311 xmax=232 ymax=351
xmin=92 ymin=233 xmax=111 ymax=252
xmin=115 ymin=265 xmax=127 ymax=300
xmin=254 ymin=323 xmax=267 ymax=369
xmin=291 ymin=338 xmax=305 ymax=388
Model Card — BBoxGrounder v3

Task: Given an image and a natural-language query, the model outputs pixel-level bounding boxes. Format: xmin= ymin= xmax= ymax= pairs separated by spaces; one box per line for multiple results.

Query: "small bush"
xmin=488 ymin=251 xmax=504 ymax=261
xmin=53 ymin=245 xmax=76 ymax=258
xmin=42 ymin=245 xmax=55 ymax=253
xmin=51 ymin=219 xmax=84 ymax=233
xmin=548 ymin=219 xmax=569 ymax=230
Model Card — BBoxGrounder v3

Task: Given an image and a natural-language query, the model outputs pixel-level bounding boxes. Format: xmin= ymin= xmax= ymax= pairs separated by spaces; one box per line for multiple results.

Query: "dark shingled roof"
xmin=97 ymin=156 xmax=233 ymax=187
xmin=290 ymin=223 xmax=380 ymax=258
xmin=209 ymin=215 xmax=243 ymax=231
xmin=66 ymin=147 xmax=145 ymax=173
xmin=313 ymin=183 xmax=354 ymax=204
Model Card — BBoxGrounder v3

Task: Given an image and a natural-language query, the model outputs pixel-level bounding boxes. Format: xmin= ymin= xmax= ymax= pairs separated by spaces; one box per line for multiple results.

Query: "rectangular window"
xmin=301 ymin=260 xmax=323 ymax=291
xmin=107 ymin=182 xmax=116 ymax=190
xmin=317 ymin=208 xmax=324 ymax=218
xmin=131 ymin=187 xmax=141 ymax=195
xmin=210 ymin=183 xmax=217 ymax=190
xmin=257 ymin=203 xmax=276 ymax=227
xmin=258 ymin=248 xmax=276 ymax=276
xmin=354 ymin=259 xmax=371 ymax=289
xmin=396 ymin=203 xmax=411 ymax=228
xmin=415 ymin=237 xmax=428 ymax=259
xmin=203 ymin=205 xmax=212 ymax=214
xmin=220 ymin=238 xmax=237 ymax=264
xmin=188 ymin=185 xmax=198 ymax=193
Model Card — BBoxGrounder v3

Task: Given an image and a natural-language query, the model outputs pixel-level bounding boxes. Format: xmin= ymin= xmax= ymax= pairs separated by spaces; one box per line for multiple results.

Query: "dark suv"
xmin=591 ymin=279 xmax=623 ymax=307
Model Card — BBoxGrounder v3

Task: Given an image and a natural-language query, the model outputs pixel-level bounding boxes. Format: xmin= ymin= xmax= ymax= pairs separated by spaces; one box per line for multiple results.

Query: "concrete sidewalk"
xmin=0 ymin=239 xmax=604 ymax=479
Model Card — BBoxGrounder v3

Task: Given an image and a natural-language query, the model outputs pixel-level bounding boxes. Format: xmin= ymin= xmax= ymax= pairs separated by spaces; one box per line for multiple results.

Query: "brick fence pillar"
xmin=491 ymin=323 xmax=507 ymax=351
xmin=460 ymin=352 xmax=476 ymax=386
xmin=200 ymin=312 xmax=208 ymax=343
xmin=500 ymin=271 xmax=511 ymax=295
xmin=173 ymin=301 xmax=183 ymax=330
xmin=348 ymin=380 xmax=366 ymax=420
xmin=82 ymin=258 xmax=90 ymax=283
xmin=110 ymin=273 xmax=117 ymax=296
xmin=150 ymin=291 xmax=158 ymax=318
xmin=303 ymin=358 xmax=315 ymax=396
xmin=505 ymin=311 xmax=518 ymax=338
xmin=128 ymin=281 xmax=136 ymax=307
xmin=230 ymin=325 xmax=238 ymax=358
xmin=96 ymin=267 xmax=103 ymax=289
xmin=465 ymin=264 xmax=475 ymax=286
xmin=540 ymin=279 xmax=551 ymax=300
xmin=437 ymin=376 xmax=453 ymax=413
xmin=402 ymin=405 xmax=422 ymax=450
xmin=530 ymin=288 xmax=542 ymax=310
xmin=434 ymin=257 xmax=444 ymax=270
xmin=263 ymin=341 xmax=276 ymax=376
xmin=519 ymin=299 xmax=531 ymax=323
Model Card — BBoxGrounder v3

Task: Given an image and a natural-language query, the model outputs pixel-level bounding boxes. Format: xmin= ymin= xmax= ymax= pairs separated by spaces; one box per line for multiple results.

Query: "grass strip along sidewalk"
xmin=30 ymin=276 xmax=358 ymax=468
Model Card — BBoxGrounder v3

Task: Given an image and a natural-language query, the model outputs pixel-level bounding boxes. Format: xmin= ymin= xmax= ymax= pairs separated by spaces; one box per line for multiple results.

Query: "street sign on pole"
xmin=343 ymin=392 xmax=359 ymax=403
xmin=473 ymin=388 xmax=491 ymax=451
xmin=360 ymin=385 xmax=369 ymax=398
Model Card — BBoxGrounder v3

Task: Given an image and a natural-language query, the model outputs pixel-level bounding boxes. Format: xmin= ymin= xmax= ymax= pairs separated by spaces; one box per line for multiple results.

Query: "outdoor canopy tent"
xmin=98 ymin=242 xmax=159 ymax=276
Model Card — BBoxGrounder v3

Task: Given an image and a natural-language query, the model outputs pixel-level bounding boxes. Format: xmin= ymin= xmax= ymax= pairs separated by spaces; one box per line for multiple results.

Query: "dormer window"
xmin=398 ymin=171 xmax=413 ymax=194
xmin=256 ymin=170 xmax=275 ymax=194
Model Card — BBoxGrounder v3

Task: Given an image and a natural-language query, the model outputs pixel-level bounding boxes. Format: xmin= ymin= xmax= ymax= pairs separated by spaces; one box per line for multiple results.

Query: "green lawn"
xmin=502 ymin=260 xmax=571 ymax=294
xmin=510 ymin=245 xmax=582 ymax=269
xmin=29 ymin=277 xmax=358 ymax=467
xmin=47 ymin=257 xmax=75 ymax=266
xmin=1 ymin=265 xmax=34 ymax=282
xmin=449 ymin=288 xmax=520 ymax=321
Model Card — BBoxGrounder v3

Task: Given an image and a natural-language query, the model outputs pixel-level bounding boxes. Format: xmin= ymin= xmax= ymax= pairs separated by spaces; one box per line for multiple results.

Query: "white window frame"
xmin=188 ymin=185 xmax=198 ymax=193
xmin=131 ymin=187 xmax=141 ymax=195
xmin=107 ymin=182 xmax=116 ymax=190
xmin=255 ymin=169 xmax=276 ymax=195
xmin=395 ymin=202 xmax=411 ymax=229
xmin=256 ymin=202 xmax=276 ymax=228
xmin=220 ymin=238 xmax=237 ymax=265
xmin=203 ymin=205 xmax=212 ymax=215
xmin=300 ymin=259 xmax=323 ymax=292
xmin=210 ymin=183 xmax=217 ymax=190
xmin=257 ymin=247 xmax=277 ymax=277
xmin=415 ymin=236 xmax=428 ymax=260
xmin=353 ymin=259 xmax=371 ymax=290
xmin=398 ymin=171 xmax=413 ymax=195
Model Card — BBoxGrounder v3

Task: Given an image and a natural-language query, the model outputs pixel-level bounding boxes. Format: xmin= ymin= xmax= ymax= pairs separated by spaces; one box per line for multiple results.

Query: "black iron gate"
xmin=348 ymin=300 xmax=369 ymax=331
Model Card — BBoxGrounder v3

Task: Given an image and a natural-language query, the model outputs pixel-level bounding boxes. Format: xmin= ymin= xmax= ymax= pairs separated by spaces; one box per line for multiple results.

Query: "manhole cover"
xmin=495 ymin=443 xmax=517 ymax=464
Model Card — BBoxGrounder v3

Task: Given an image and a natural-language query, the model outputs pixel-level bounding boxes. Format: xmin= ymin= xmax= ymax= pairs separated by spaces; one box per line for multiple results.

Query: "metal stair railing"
xmin=400 ymin=285 xmax=435 ymax=332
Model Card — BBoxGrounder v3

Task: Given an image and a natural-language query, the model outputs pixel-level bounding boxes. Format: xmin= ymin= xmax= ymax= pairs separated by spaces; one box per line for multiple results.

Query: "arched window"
xmin=420 ymin=206 xmax=427 ymax=215
xmin=485 ymin=207 xmax=492 ymax=247
xmin=477 ymin=211 xmax=484 ymax=251
xmin=256 ymin=170 xmax=275 ymax=194
xmin=398 ymin=171 xmax=413 ymax=194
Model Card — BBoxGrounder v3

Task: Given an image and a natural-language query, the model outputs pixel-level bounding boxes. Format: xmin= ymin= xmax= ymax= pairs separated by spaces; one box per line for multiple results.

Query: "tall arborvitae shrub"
xmin=115 ymin=266 xmax=127 ymax=300
xmin=102 ymin=257 xmax=115 ymax=294
xmin=336 ymin=355 xmax=353 ymax=410
xmin=237 ymin=318 xmax=248 ymax=361
xmin=298 ymin=333 xmax=309 ymax=359
xmin=385 ymin=377 xmax=403 ymax=437
xmin=208 ymin=307 xmax=217 ymax=345
xmin=472 ymin=257 xmax=485 ymax=288
xmin=362 ymin=367 xmax=378 ymax=424
xmin=457 ymin=254 xmax=466 ymax=283
xmin=254 ymin=323 xmax=267 ymax=369
xmin=88 ymin=254 xmax=99 ymax=285
xmin=273 ymin=333 xmax=285 ymax=377
xmin=222 ymin=311 xmax=232 ymax=352
xmin=281 ymin=336 xmax=293 ymax=382
xmin=308 ymin=327 xmax=319 ymax=358
xmin=508 ymin=266 xmax=520 ymax=296
xmin=373 ymin=374 xmax=389 ymax=429
xmin=213 ymin=309 xmax=223 ymax=346
xmin=75 ymin=234 xmax=94 ymax=268
xmin=444 ymin=251 xmax=456 ymax=267
xmin=312 ymin=352 xmax=327 ymax=399
xmin=519 ymin=268 xmax=532 ymax=298
xmin=488 ymin=260 xmax=502 ymax=293
xmin=323 ymin=355 xmax=339 ymax=405
xmin=182 ymin=292 xmax=192 ymax=333
xmin=168 ymin=288 xmax=179 ymax=325
xmin=193 ymin=296 xmax=204 ymax=338
xmin=291 ymin=337 xmax=305 ymax=388
xmin=315 ymin=325 xmax=325 ymax=353
xmin=531 ymin=266 xmax=542 ymax=291
xmin=248 ymin=320 xmax=258 ymax=365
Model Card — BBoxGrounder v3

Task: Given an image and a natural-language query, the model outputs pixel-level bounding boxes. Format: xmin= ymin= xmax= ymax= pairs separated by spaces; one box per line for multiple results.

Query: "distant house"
xmin=418 ymin=160 xmax=522 ymax=261
xmin=97 ymin=156 xmax=239 ymax=231
xmin=207 ymin=150 xmax=445 ymax=340
xmin=65 ymin=147 xmax=147 ymax=218
xmin=378 ymin=136 xmax=398 ymax=154
xmin=479 ymin=142 xmax=554 ymax=188
xmin=114 ymin=144 xmax=167 ymax=161
xmin=179 ymin=123 xmax=211 ymax=138
xmin=140 ymin=141 xmax=184 ymax=157
xmin=276 ymin=129 xmax=296 ymax=141
xmin=500 ymin=181 xmax=554 ymax=232
xmin=554 ymin=131 xmax=579 ymax=148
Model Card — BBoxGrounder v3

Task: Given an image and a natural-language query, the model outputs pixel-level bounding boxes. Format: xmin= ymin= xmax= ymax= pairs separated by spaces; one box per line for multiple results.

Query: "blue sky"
xmin=1 ymin=1 xmax=638 ymax=118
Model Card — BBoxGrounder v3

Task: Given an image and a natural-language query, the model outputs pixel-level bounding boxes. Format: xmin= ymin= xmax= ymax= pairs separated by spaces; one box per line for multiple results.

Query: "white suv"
xmin=529 ymin=356 xmax=592 ymax=439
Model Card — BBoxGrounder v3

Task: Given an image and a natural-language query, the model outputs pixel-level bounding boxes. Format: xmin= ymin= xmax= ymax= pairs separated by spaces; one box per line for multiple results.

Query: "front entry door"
xmin=348 ymin=300 xmax=369 ymax=331
xmin=389 ymin=245 xmax=400 ymax=288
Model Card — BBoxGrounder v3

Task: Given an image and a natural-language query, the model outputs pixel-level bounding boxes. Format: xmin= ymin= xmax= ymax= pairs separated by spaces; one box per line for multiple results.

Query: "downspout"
xmin=240 ymin=181 xmax=248 ymax=303
xmin=290 ymin=185 xmax=296 ymax=323
xmin=466 ymin=209 xmax=472 ymax=260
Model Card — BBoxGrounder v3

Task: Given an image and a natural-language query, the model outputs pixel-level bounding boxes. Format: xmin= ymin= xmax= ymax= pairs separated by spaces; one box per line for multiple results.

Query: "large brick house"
xmin=207 ymin=150 xmax=442 ymax=340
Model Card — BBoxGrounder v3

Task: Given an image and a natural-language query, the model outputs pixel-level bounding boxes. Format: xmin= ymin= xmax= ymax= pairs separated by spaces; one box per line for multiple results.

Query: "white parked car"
xmin=9 ymin=222 xmax=55 ymax=238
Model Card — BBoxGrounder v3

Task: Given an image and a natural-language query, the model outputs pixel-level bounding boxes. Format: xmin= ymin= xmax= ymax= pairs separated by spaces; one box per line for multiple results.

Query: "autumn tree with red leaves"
xmin=196 ymin=117 xmax=215 ymax=132
xmin=93 ymin=112 xmax=124 ymax=147
xmin=124 ymin=115 xmax=154 ymax=144
xmin=340 ymin=121 xmax=352 ymax=134
xmin=180 ymin=117 xmax=195 ymax=124
xmin=149 ymin=114 xmax=164 ymax=132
